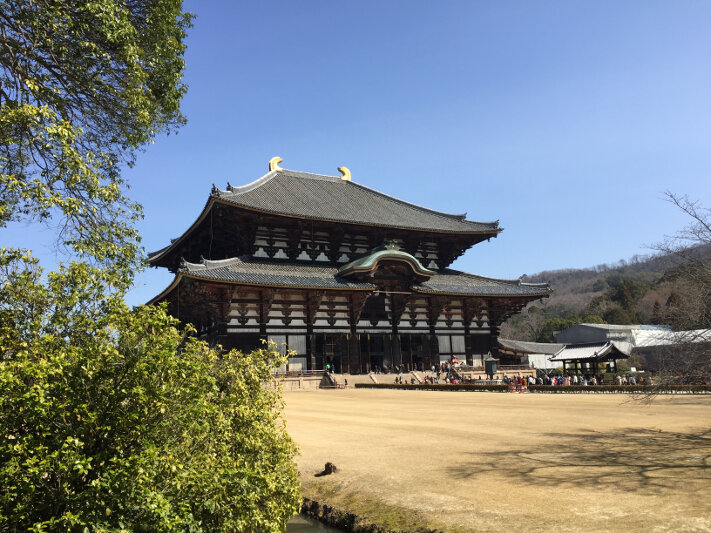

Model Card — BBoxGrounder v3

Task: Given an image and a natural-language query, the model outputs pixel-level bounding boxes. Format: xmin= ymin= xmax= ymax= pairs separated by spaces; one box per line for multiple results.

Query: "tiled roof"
xmin=170 ymin=257 xmax=550 ymax=297
xmin=498 ymin=338 xmax=564 ymax=354
xmin=632 ymin=329 xmax=711 ymax=347
xmin=180 ymin=257 xmax=374 ymax=290
xmin=549 ymin=342 xmax=629 ymax=361
xmin=415 ymin=269 xmax=551 ymax=297
xmin=213 ymin=169 xmax=500 ymax=234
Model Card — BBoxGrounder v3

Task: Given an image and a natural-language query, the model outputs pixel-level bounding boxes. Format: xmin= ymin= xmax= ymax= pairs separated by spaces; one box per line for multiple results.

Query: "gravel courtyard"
xmin=284 ymin=389 xmax=711 ymax=533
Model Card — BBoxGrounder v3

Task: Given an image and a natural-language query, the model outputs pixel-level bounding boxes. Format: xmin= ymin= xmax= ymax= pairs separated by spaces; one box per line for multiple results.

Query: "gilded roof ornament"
xmin=338 ymin=166 xmax=351 ymax=181
xmin=269 ymin=156 xmax=283 ymax=171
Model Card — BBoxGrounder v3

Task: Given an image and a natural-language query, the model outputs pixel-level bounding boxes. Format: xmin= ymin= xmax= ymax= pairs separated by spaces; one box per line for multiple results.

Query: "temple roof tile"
xmin=212 ymin=168 xmax=500 ymax=234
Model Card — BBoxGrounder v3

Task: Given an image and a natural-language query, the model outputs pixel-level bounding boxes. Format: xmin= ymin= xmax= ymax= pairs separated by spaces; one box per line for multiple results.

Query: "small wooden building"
xmin=548 ymin=341 xmax=629 ymax=374
xmin=148 ymin=158 xmax=551 ymax=373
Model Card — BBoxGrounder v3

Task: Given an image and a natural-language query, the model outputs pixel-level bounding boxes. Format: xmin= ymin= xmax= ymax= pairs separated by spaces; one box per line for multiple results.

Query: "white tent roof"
xmin=549 ymin=341 xmax=629 ymax=362
xmin=633 ymin=328 xmax=711 ymax=347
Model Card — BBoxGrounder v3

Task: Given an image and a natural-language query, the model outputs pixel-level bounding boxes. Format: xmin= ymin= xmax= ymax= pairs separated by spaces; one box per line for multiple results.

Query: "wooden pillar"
xmin=348 ymin=292 xmax=370 ymax=374
xmin=408 ymin=338 xmax=414 ymax=371
xmin=426 ymin=296 xmax=447 ymax=368
xmin=461 ymin=299 xmax=481 ymax=367
xmin=485 ymin=303 xmax=503 ymax=359
xmin=363 ymin=333 xmax=371 ymax=373
xmin=389 ymin=293 xmax=407 ymax=371
xmin=337 ymin=334 xmax=349 ymax=374
xmin=304 ymin=291 xmax=324 ymax=371
xmin=258 ymin=289 xmax=275 ymax=341
xmin=464 ymin=325 xmax=473 ymax=366
xmin=392 ymin=332 xmax=403 ymax=370
xmin=306 ymin=323 xmax=314 ymax=371
xmin=428 ymin=334 xmax=439 ymax=369
xmin=349 ymin=329 xmax=362 ymax=374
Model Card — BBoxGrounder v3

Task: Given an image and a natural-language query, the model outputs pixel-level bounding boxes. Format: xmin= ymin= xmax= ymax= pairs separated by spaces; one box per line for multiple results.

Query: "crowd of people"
xmin=391 ymin=371 xmax=652 ymax=388
xmin=498 ymin=373 xmax=649 ymax=387
xmin=356 ymin=359 xmax=655 ymax=388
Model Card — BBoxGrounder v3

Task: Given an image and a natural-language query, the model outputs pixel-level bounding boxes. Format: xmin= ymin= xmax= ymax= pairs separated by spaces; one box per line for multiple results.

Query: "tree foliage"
xmin=0 ymin=0 xmax=191 ymax=283
xmin=0 ymin=251 xmax=301 ymax=531
xmin=0 ymin=2 xmax=302 ymax=530
xmin=647 ymin=193 xmax=711 ymax=385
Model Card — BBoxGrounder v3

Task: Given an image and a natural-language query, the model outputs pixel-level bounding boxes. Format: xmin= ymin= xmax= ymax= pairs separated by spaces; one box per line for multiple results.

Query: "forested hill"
xmin=501 ymin=244 xmax=711 ymax=342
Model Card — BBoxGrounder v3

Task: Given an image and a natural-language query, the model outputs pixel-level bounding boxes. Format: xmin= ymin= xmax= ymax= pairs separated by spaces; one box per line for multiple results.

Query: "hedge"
xmin=353 ymin=384 xmax=711 ymax=394
xmin=529 ymin=384 xmax=711 ymax=394
xmin=354 ymin=383 xmax=510 ymax=392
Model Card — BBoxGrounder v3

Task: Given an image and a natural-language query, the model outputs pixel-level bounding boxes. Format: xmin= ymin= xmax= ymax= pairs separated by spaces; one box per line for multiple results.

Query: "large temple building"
xmin=148 ymin=158 xmax=551 ymax=373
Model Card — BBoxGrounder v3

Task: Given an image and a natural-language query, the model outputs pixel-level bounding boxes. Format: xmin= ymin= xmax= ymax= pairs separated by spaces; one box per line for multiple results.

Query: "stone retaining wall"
xmin=280 ymin=376 xmax=324 ymax=391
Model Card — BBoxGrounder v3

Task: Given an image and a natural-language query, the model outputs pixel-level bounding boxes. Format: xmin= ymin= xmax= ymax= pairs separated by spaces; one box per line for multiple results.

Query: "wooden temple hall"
xmin=148 ymin=157 xmax=551 ymax=373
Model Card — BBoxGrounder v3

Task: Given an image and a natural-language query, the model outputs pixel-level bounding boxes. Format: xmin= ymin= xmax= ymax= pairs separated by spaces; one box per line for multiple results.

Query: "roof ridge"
xmin=278 ymin=168 xmax=342 ymax=181
xmin=578 ymin=323 xmax=641 ymax=328
xmin=221 ymin=167 xmax=498 ymax=226
xmin=441 ymin=268 xmax=533 ymax=286
xmin=563 ymin=341 xmax=612 ymax=348
xmin=346 ymin=180 xmax=496 ymax=225
xmin=180 ymin=256 xmax=245 ymax=272
xmin=500 ymin=338 xmax=564 ymax=345
xmin=217 ymin=170 xmax=278 ymax=196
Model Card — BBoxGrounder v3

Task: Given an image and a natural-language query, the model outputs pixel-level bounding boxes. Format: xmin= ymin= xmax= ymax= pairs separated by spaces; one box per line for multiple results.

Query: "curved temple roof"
xmin=148 ymin=167 xmax=502 ymax=265
xmin=215 ymin=168 xmax=500 ymax=234
xmin=337 ymin=243 xmax=435 ymax=281
xmin=148 ymin=256 xmax=551 ymax=305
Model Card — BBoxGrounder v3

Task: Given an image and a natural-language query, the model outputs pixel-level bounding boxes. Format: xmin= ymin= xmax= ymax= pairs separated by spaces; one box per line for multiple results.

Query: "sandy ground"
xmin=284 ymin=389 xmax=711 ymax=533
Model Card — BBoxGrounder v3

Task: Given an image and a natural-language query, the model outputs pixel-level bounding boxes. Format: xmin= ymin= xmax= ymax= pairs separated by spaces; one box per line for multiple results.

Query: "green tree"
xmin=536 ymin=317 xmax=578 ymax=343
xmin=1 ymin=0 xmax=191 ymax=283
xmin=0 ymin=251 xmax=301 ymax=531
xmin=603 ymin=305 xmax=634 ymax=325
xmin=580 ymin=313 xmax=605 ymax=324
xmin=0 ymin=2 xmax=302 ymax=529
xmin=591 ymin=279 xmax=608 ymax=292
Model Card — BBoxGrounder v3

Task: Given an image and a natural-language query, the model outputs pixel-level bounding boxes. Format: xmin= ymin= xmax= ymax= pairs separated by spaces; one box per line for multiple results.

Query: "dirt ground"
xmin=284 ymin=389 xmax=711 ymax=533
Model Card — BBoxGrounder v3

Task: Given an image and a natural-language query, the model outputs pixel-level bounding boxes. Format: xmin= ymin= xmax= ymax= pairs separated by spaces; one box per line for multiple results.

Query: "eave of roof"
xmin=414 ymin=269 xmax=551 ymax=298
xmin=549 ymin=341 xmax=629 ymax=362
xmin=148 ymin=167 xmax=503 ymax=265
xmin=215 ymin=168 xmax=500 ymax=233
xmin=146 ymin=259 xmax=376 ymax=306
xmin=147 ymin=196 xmax=216 ymax=264
xmin=498 ymin=338 xmax=564 ymax=355
xmin=148 ymin=257 xmax=551 ymax=304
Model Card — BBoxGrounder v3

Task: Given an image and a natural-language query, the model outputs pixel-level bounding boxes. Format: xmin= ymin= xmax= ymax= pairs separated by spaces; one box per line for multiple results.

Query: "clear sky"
xmin=4 ymin=1 xmax=710 ymax=306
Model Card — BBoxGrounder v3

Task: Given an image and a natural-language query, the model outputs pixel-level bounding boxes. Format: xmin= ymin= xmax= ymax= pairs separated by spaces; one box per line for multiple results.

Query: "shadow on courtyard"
xmin=447 ymin=428 xmax=711 ymax=495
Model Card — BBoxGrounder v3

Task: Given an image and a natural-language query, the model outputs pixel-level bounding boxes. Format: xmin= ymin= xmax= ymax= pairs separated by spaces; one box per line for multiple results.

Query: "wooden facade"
xmin=149 ymin=162 xmax=551 ymax=372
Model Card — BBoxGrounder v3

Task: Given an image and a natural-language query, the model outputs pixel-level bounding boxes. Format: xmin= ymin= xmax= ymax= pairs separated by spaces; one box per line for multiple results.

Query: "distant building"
xmin=630 ymin=329 xmax=711 ymax=372
xmin=498 ymin=337 xmax=630 ymax=373
xmin=548 ymin=342 xmax=629 ymax=374
xmin=554 ymin=323 xmax=672 ymax=354
xmin=554 ymin=323 xmax=711 ymax=372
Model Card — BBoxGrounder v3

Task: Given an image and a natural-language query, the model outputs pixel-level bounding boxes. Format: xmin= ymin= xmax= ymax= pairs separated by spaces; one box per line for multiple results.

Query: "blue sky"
xmin=4 ymin=1 xmax=710 ymax=306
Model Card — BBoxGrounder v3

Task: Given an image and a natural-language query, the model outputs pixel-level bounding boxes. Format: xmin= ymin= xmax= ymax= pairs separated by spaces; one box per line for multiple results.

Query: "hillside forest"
xmin=501 ymin=244 xmax=711 ymax=342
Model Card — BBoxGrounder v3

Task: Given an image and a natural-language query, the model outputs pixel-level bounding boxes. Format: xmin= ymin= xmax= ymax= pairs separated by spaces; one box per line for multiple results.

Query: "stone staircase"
xmin=320 ymin=373 xmax=381 ymax=388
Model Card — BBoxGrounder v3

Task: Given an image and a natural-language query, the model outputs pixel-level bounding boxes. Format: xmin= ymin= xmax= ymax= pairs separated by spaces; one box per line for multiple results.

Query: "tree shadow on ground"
xmin=447 ymin=428 xmax=711 ymax=496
